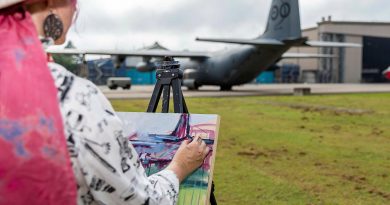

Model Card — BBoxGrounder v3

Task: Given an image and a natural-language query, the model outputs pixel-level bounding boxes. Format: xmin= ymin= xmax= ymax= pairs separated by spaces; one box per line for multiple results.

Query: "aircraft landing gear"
xmin=187 ymin=86 xmax=199 ymax=91
xmin=220 ymin=85 xmax=232 ymax=91
xmin=187 ymin=83 xmax=200 ymax=91
xmin=183 ymin=79 xmax=200 ymax=91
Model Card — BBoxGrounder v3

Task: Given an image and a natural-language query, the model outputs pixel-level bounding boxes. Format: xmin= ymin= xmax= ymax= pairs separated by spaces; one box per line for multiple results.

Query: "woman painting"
xmin=0 ymin=0 xmax=209 ymax=204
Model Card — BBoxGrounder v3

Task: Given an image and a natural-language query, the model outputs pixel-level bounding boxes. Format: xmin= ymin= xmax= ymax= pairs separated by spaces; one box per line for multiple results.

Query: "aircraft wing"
xmin=304 ymin=41 xmax=362 ymax=48
xmin=282 ymin=53 xmax=337 ymax=59
xmin=196 ymin=37 xmax=362 ymax=48
xmin=46 ymin=48 xmax=211 ymax=59
xmin=196 ymin=37 xmax=284 ymax=46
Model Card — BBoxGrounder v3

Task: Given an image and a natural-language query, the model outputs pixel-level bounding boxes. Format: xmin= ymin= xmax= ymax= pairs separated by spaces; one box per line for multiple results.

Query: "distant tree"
xmin=52 ymin=54 xmax=80 ymax=74
xmin=65 ymin=41 xmax=76 ymax=49
xmin=51 ymin=40 xmax=82 ymax=75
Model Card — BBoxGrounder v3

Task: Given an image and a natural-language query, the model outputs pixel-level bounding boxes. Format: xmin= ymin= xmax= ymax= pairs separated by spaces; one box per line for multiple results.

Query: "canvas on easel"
xmin=117 ymin=112 xmax=219 ymax=205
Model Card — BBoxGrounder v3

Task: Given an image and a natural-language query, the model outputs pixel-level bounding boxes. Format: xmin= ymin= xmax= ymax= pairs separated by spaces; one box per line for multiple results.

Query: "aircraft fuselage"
xmin=181 ymin=44 xmax=291 ymax=88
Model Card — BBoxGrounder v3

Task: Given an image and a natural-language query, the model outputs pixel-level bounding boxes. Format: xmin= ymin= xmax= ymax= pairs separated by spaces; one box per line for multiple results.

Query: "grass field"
xmin=111 ymin=93 xmax=390 ymax=205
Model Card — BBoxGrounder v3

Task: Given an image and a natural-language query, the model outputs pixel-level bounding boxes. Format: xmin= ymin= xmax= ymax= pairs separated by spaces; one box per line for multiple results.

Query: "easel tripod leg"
xmin=172 ymin=78 xmax=184 ymax=113
xmin=162 ymin=85 xmax=171 ymax=113
xmin=147 ymin=81 xmax=163 ymax=112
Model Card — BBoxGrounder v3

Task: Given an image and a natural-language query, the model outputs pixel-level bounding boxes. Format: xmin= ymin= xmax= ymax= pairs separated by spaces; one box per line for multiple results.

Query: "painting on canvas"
xmin=117 ymin=112 xmax=220 ymax=205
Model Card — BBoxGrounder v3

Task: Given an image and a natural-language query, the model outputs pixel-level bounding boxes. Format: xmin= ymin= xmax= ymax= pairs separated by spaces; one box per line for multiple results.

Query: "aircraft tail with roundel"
xmin=261 ymin=0 xmax=301 ymax=40
xmin=196 ymin=0 xmax=361 ymax=49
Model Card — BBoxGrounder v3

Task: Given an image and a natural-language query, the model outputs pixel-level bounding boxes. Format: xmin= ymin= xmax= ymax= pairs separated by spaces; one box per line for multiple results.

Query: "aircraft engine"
xmin=112 ymin=55 xmax=127 ymax=69
xmin=183 ymin=69 xmax=200 ymax=90
xmin=136 ymin=61 xmax=157 ymax=72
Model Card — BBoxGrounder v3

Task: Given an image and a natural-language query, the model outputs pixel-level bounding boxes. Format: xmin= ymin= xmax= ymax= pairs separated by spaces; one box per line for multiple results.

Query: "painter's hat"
xmin=0 ymin=0 xmax=24 ymax=9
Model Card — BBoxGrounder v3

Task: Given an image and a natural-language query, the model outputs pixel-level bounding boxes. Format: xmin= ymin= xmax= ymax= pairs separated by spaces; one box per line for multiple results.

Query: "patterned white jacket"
xmin=49 ymin=62 xmax=179 ymax=205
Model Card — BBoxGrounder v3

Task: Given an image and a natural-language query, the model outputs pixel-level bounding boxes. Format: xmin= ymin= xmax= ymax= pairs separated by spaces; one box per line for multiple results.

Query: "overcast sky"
xmin=66 ymin=0 xmax=390 ymax=52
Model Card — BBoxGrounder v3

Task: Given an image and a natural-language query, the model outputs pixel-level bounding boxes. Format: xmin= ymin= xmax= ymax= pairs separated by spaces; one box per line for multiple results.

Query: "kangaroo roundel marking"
xmin=271 ymin=5 xmax=279 ymax=20
xmin=280 ymin=2 xmax=291 ymax=18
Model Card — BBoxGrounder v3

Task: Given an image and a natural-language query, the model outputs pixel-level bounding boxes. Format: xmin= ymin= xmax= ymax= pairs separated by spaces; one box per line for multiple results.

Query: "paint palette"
xmin=117 ymin=112 xmax=220 ymax=205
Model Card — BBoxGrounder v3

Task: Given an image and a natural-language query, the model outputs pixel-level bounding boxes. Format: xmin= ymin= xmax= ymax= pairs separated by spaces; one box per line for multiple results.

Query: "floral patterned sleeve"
xmin=49 ymin=62 xmax=179 ymax=205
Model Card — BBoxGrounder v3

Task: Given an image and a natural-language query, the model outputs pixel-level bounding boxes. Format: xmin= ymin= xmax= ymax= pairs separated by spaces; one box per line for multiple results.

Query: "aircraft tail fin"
xmin=197 ymin=0 xmax=358 ymax=48
xmin=261 ymin=0 xmax=302 ymax=40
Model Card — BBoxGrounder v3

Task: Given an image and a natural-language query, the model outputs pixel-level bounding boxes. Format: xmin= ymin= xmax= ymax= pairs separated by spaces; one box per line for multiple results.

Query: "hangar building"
xmin=282 ymin=18 xmax=390 ymax=83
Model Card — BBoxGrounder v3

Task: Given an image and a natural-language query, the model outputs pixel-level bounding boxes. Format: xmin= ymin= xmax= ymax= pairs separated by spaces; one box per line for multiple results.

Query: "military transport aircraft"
xmin=48 ymin=0 xmax=361 ymax=90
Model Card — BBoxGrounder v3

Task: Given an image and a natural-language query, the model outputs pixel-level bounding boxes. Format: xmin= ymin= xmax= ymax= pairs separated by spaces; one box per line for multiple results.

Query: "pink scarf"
xmin=0 ymin=5 xmax=77 ymax=205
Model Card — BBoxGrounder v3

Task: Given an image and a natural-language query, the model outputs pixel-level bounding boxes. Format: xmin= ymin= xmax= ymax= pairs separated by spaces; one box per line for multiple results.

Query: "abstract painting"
xmin=117 ymin=112 xmax=220 ymax=205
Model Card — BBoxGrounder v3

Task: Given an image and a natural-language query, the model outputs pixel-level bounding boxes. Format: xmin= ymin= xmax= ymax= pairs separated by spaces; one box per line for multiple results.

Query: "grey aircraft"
xmin=48 ymin=0 xmax=360 ymax=91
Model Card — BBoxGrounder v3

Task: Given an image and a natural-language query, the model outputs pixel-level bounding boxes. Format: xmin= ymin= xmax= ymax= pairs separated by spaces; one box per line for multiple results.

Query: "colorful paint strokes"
xmin=117 ymin=112 xmax=220 ymax=205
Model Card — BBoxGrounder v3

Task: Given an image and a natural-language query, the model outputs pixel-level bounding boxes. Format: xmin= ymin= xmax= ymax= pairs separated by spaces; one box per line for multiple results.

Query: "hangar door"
xmin=362 ymin=36 xmax=390 ymax=82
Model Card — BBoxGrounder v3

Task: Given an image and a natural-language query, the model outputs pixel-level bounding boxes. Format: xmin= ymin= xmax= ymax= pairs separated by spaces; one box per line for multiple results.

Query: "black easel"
xmin=146 ymin=56 xmax=188 ymax=113
xmin=147 ymin=56 xmax=217 ymax=205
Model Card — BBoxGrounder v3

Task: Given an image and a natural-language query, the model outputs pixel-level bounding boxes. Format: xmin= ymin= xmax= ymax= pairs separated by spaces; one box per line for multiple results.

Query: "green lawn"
xmin=111 ymin=93 xmax=390 ymax=205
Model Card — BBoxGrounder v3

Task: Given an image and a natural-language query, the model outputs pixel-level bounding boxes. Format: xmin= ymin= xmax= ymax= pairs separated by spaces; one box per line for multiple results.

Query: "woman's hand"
xmin=166 ymin=136 xmax=210 ymax=182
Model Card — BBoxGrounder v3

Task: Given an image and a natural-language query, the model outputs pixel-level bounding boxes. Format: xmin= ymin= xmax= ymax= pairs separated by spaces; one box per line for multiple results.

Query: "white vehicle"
xmin=107 ymin=77 xmax=132 ymax=90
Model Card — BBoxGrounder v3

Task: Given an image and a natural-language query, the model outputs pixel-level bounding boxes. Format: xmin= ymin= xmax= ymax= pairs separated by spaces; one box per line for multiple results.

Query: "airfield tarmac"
xmin=99 ymin=84 xmax=390 ymax=99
